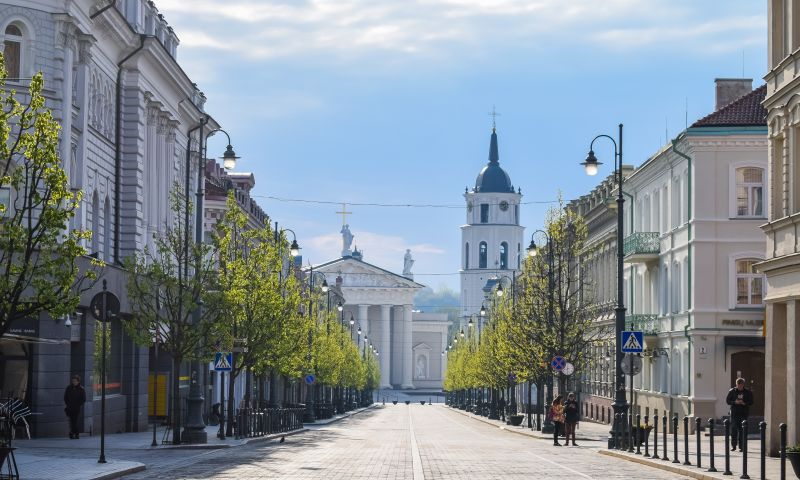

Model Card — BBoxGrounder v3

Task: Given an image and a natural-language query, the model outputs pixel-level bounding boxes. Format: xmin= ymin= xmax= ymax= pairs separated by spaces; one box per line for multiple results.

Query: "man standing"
xmin=64 ymin=374 xmax=86 ymax=439
xmin=726 ymin=377 xmax=754 ymax=451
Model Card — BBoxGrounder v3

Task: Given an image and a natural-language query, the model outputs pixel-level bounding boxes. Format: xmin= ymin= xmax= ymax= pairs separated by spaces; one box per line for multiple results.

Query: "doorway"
xmin=730 ymin=351 xmax=765 ymax=417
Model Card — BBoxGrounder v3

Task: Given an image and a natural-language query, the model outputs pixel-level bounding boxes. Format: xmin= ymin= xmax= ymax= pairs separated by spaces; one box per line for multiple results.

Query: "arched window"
xmin=91 ymin=192 xmax=100 ymax=255
xmin=500 ymin=242 xmax=508 ymax=269
xmin=735 ymin=167 xmax=764 ymax=217
xmin=465 ymin=242 xmax=470 ymax=269
xmin=735 ymin=258 xmax=764 ymax=306
xmin=672 ymin=262 xmax=681 ymax=313
xmin=3 ymin=24 xmax=23 ymax=79
xmin=479 ymin=241 xmax=487 ymax=269
xmin=103 ymin=196 xmax=112 ymax=261
xmin=517 ymin=243 xmax=521 ymax=269
xmin=671 ymin=348 xmax=682 ymax=395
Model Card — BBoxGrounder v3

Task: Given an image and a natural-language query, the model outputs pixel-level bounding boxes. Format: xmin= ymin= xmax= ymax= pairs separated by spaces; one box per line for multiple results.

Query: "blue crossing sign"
xmin=621 ymin=331 xmax=644 ymax=353
xmin=305 ymin=374 xmax=316 ymax=385
xmin=214 ymin=352 xmax=233 ymax=372
xmin=551 ymin=356 xmax=567 ymax=371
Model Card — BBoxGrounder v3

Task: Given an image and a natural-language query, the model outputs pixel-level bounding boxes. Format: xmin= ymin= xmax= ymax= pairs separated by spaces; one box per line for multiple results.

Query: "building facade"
xmin=0 ymin=0 xmax=220 ymax=437
xmin=759 ymin=0 xmax=800 ymax=454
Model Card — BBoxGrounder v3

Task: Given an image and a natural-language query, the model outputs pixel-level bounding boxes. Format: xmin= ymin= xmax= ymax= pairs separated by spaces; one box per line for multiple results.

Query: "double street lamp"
xmin=581 ymin=123 xmax=628 ymax=449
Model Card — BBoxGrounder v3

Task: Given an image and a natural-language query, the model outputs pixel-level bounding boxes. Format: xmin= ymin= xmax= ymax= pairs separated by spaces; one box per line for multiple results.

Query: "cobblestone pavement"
xmin=122 ymin=404 xmax=686 ymax=479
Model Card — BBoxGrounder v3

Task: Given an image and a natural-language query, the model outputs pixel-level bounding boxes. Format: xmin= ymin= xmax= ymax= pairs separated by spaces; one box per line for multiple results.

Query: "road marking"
xmin=408 ymin=407 xmax=425 ymax=480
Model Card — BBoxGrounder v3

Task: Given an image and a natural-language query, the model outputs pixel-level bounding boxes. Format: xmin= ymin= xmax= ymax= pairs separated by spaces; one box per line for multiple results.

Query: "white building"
xmin=759 ymin=0 xmax=800 ymax=454
xmin=460 ymin=127 xmax=524 ymax=324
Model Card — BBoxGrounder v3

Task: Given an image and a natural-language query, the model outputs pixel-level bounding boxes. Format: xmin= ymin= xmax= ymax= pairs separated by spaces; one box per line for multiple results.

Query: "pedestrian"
xmin=64 ymin=374 xmax=86 ymax=439
xmin=550 ymin=395 xmax=565 ymax=446
xmin=726 ymin=377 xmax=753 ymax=452
xmin=564 ymin=392 xmax=580 ymax=446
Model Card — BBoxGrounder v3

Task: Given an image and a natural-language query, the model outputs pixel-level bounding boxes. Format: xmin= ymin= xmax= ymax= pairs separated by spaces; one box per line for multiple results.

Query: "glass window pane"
xmin=737 ymin=186 xmax=749 ymax=216
xmin=3 ymin=40 xmax=21 ymax=78
xmin=752 ymin=186 xmax=763 ymax=216
xmin=751 ymin=277 xmax=763 ymax=304
xmin=736 ymin=278 xmax=749 ymax=304
xmin=5 ymin=25 xmax=21 ymax=36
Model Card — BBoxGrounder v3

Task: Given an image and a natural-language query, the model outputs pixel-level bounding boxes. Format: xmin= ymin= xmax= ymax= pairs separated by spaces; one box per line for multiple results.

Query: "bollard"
xmin=723 ymin=418 xmax=732 ymax=476
xmin=644 ymin=415 xmax=650 ymax=457
xmin=673 ymin=415 xmax=680 ymax=464
xmin=651 ymin=415 xmax=658 ymax=459
xmin=628 ymin=413 xmax=635 ymax=453
xmin=708 ymin=418 xmax=718 ymax=472
xmin=663 ymin=415 xmax=669 ymax=461
xmin=612 ymin=414 xmax=619 ymax=450
xmin=619 ymin=414 xmax=626 ymax=451
xmin=759 ymin=422 xmax=766 ymax=480
xmin=684 ymin=416 xmax=691 ymax=465
xmin=636 ymin=414 xmax=642 ymax=455
xmin=696 ymin=417 xmax=702 ymax=468
xmin=780 ymin=423 xmax=787 ymax=480
xmin=741 ymin=420 xmax=750 ymax=479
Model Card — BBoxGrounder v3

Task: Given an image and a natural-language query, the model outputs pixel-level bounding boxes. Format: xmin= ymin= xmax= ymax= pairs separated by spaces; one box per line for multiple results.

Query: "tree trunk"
xmin=527 ymin=382 xmax=533 ymax=428
xmin=226 ymin=363 xmax=238 ymax=437
xmin=268 ymin=369 xmax=278 ymax=407
xmin=171 ymin=356 xmax=182 ymax=444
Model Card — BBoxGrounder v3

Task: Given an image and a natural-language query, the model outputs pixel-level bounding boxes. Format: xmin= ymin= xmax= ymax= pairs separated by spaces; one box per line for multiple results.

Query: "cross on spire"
xmin=488 ymin=105 xmax=500 ymax=130
xmin=336 ymin=202 xmax=352 ymax=226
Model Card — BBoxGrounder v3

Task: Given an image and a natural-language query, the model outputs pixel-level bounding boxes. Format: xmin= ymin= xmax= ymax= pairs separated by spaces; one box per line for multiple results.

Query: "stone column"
xmin=358 ymin=304 xmax=369 ymax=352
xmin=787 ymin=300 xmax=800 ymax=448
xmin=765 ymin=302 xmax=787 ymax=455
xmin=380 ymin=305 xmax=392 ymax=389
xmin=401 ymin=304 xmax=414 ymax=389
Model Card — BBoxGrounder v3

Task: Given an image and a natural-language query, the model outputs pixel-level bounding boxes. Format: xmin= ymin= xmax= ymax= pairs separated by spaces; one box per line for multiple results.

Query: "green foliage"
xmin=0 ymin=54 xmax=98 ymax=337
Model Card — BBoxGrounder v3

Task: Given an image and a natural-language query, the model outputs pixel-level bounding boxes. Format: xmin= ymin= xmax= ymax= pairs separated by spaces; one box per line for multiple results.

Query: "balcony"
xmin=623 ymin=232 xmax=660 ymax=264
xmin=628 ymin=314 xmax=660 ymax=336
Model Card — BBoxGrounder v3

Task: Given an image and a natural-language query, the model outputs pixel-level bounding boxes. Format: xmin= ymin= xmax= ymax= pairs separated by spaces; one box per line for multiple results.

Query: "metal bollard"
xmin=759 ymin=422 xmax=766 ymax=480
xmin=673 ymin=415 xmax=680 ymax=464
xmin=636 ymin=414 xmax=642 ymax=455
xmin=652 ymin=415 xmax=658 ymax=459
xmin=628 ymin=413 xmax=635 ymax=453
xmin=741 ymin=420 xmax=750 ymax=479
xmin=780 ymin=423 xmax=787 ymax=480
xmin=724 ymin=418 xmax=732 ymax=476
xmin=612 ymin=414 xmax=619 ymax=450
xmin=696 ymin=417 xmax=702 ymax=468
xmin=708 ymin=418 xmax=718 ymax=472
xmin=619 ymin=414 xmax=625 ymax=451
xmin=684 ymin=416 xmax=691 ymax=465
xmin=663 ymin=415 xmax=669 ymax=461
xmin=644 ymin=415 xmax=650 ymax=457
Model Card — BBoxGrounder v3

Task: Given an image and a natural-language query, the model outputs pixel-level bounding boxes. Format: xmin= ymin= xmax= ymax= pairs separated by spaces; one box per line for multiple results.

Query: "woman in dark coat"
xmin=564 ymin=392 xmax=580 ymax=446
xmin=64 ymin=374 xmax=86 ymax=439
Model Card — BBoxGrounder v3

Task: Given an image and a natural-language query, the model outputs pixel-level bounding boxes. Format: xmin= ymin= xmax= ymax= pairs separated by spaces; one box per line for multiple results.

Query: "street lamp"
xmin=480 ymin=304 xmax=486 ymax=317
xmin=581 ymin=123 xmax=627 ymax=449
xmin=337 ymin=301 xmax=343 ymax=312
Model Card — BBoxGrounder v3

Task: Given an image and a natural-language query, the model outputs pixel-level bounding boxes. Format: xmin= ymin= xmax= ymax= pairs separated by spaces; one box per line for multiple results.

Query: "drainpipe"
xmin=671 ymin=133 xmax=692 ymax=416
xmin=89 ymin=1 xmax=115 ymax=19
xmin=113 ymin=35 xmax=147 ymax=264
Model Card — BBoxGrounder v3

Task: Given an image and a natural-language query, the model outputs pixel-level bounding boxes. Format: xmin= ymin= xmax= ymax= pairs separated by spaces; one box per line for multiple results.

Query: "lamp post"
xmin=303 ymin=269 xmax=325 ymax=423
xmin=268 ymin=226 xmax=300 ymax=410
xmin=581 ymin=123 xmax=627 ymax=449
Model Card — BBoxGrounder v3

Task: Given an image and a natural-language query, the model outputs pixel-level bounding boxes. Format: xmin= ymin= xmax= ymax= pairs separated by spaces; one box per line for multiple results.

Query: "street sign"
xmin=508 ymin=373 xmax=517 ymax=383
xmin=621 ymin=353 xmax=642 ymax=375
xmin=214 ymin=352 xmax=233 ymax=372
xmin=551 ymin=355 xmax=567 ymax=371
xmin=561 ymin=362 xmax=575 ymax=376
xmin=621 ymin=331 xmax=644 ymax=353
xmin=304 ymin=374 xmax=316 ymax=385
xmin=90 ymin=291 xmax=120 ymax=322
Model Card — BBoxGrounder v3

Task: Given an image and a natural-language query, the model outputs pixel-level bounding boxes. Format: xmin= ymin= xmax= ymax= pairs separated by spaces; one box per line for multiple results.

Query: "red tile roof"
xmin=691 ymin=84 xmax=767 ymax=127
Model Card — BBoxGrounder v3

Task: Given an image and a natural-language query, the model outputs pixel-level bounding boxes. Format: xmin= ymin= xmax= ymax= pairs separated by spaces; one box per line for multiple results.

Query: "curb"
xmin=599 ymin=450 xmax=717 ymax=480
xmin=90 ymin=464 xmax=147 ymax=480
xmin=304 ymin=404 xmax=377 ymax=427
xmin=447 ymin=407 xmax=602 ymax=442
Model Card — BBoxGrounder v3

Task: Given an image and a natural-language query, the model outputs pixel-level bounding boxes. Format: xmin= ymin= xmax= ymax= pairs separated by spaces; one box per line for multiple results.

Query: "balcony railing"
xmin=623 ymin=232 xmax=660 ymax=260
xmin=628 ymin=314 xmax=660 ymax=335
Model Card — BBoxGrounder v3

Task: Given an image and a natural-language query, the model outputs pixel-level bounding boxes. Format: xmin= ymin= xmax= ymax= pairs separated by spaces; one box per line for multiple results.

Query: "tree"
xmin=0 ymin=54 xmax=98 ymax=338
xmin=124 ymin=189 xmax=222 ymax=444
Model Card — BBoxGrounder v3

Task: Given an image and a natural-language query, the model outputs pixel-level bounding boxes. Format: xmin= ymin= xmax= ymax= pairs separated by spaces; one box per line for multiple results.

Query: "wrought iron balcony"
xmin=623 ymin=232 xmax=660 ymax=263
xmin=628 ymin=314 xmax=660 ymax=335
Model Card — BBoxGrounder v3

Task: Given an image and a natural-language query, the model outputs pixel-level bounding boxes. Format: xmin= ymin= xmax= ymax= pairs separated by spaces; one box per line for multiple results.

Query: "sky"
xmin=157 ymin=0 xmax=766 ymax=292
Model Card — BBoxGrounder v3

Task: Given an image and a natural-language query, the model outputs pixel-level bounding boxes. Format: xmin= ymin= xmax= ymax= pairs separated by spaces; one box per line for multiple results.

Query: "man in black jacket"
xmin=64 ymin=374 xmax=86 ymax=439
xmin=725 ymin=377 xmax=754 ymax=451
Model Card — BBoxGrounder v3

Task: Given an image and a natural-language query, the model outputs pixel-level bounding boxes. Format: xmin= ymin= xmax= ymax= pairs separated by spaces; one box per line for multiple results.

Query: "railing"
xmin=628 ymin=314 xmax=660 ymax=335
xmin=623 ymin=232 xmax=660 ymax=257
xmin=233 ymin=407 xmax=305 ymax=439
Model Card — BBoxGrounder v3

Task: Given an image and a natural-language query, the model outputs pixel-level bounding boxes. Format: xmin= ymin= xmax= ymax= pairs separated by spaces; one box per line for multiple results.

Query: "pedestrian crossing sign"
xmin=214 ymin=352 xmax=233 ymax=371
xmin=621 ymin=331 xmax=644 ymax=353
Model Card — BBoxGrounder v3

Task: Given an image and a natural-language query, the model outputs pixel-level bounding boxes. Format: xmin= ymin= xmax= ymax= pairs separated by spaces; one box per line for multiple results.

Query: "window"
xmin=465 ymin=242 xmax=469 ymax=269
xmin=672 ymin=262 xmax=681 ymax=313
xmin=735 ymin=258 xmax=764 ymax=306
xmin=479 ymin=241 xmax=487 ymax=269
xmin=499 ymin=242 xmax=508 ymax=269
xmin=480 ymin=204 xmax=489 ymax=223
xmin=103 ymin=196 xmax=111 ymax=261
xmin=91 ymin=192 xmax=100 ymax=255
xmin=735 ymin=167 xmax=764 ymax=217
xmin=3 ymin=24 xmax=22 ymax=79
xmin=514 ymin=204 xmax=519 ymax=225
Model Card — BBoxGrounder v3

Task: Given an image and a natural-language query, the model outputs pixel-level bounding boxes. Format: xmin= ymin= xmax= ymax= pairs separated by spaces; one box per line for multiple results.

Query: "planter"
xmin=633 ymin=426 xmax=653 ymax=446
xmin=509 ymin=414 xmax=524 ymax=426
xmin=420 ymin=401 xmax=426 ymax=405
xmin=787 ymin=451 xmax=800 ymax=479
xmin=392 ymin=400 xmax=398 ymax=405
xmin=405 ymin=400 xmax=410 ymax=405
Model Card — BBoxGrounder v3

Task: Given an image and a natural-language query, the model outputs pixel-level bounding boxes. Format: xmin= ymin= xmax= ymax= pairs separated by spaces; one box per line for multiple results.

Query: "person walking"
xmin=725 ymin=377 xmax=754 ymax=452
xmin=564 ymin=392 xmax=580 ymax=446
xmin=550 ymin=395 xmax=565 ymax=446
xmin=64 ymin=374 xmax=86 ymax=439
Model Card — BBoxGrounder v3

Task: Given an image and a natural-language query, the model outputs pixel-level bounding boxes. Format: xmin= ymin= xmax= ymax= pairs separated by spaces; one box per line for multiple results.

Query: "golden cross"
xmin=336 ymin=203 xmax=352 ymax=226
xmin=488 ymin=105 xmax=500 ymax=129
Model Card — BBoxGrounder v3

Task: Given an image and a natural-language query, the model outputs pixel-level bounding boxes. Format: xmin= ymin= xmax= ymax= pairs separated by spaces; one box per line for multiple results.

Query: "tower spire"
xmin=488 ymin=126 xmax=499 ymax=164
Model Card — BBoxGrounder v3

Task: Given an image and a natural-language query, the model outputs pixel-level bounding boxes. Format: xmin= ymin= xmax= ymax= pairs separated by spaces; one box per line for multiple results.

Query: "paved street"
xmin=123 ymin=405 xmax=685 ymax=479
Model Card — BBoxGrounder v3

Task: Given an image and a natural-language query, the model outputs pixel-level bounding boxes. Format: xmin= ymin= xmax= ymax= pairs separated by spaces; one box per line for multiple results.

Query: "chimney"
xmin=715 ymin=78 xmax=753 ymax=110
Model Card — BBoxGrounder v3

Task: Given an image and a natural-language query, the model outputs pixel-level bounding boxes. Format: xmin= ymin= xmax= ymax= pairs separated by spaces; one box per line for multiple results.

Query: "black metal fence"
xmin=232 ymin=407 xmax=305 ymax=439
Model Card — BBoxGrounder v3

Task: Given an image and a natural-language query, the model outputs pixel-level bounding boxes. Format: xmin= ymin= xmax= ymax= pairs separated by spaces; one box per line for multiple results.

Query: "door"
xmin=730 ymin=351 xmax=765 ymax=417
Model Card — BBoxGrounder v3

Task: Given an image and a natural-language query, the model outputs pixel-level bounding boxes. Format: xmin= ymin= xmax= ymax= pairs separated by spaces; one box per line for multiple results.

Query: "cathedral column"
xmin=401 ymin=304 xmax=414 ymax=389
xmin=380 ymin=305 xmax=392 ymax=389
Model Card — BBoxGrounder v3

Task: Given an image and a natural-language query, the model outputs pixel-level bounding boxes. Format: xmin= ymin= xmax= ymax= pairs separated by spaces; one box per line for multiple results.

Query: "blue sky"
xmin=158 ymin=0 xmax=766 ymax=291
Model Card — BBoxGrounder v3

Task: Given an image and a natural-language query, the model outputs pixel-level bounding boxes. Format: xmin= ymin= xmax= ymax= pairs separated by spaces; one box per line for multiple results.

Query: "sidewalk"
xmin=11 ymin=405 xmax=373 ymax=480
